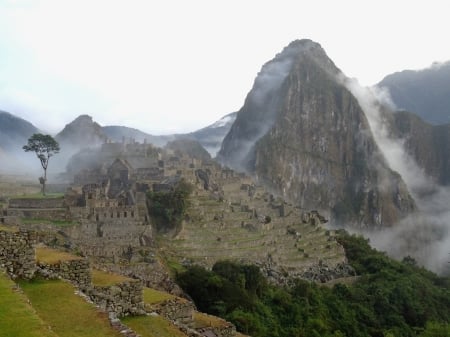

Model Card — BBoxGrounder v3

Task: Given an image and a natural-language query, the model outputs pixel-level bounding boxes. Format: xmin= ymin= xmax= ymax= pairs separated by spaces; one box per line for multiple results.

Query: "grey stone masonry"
xmin=86 ymin=279 xmax=145 ymax=317
xmin=147 ymin=298 xmax=195 ymax=324
xmin=0 ymin=228 xmax=36 ymax=279
xmin=37 ymin=259 xmax=91 ymax=289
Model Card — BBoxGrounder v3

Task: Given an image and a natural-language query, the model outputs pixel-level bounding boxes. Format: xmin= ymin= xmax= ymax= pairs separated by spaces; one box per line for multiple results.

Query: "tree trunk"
xmin=43 ymin=168 xmax=47 ymax=196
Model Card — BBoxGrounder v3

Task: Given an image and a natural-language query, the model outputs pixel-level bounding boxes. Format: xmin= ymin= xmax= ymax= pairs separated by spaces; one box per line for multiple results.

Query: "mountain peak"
xmin=56 ymin=115 xmax=108 ymax=151
xmin=218 ymin=39 xmax=415 ymax=228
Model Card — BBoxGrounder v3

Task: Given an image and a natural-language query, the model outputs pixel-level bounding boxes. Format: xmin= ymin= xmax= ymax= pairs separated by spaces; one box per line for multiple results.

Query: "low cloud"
xmin=341 ymin=76 xmax=450 ymax=275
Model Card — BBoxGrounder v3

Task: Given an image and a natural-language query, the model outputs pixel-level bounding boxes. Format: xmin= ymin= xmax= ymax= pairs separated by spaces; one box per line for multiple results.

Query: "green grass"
xmin=0 ymin=225 xmax=18 ymax=233
xmin=19 ymin=279 xmax=122 ymax=337
xmin=193 ymin=311 xmax=228 ymax=328
xmin=91 ymin=269 xmax=133 ymax=286
xmin=0 ymin=271 xmax=58 ymax=337
xmin=122 ymin=315 xmax=187 ymax=337
xmin=36 ymin=247 xmax=82 ymax=265
xmin=10 ymin=193 xmax=64 ymax=200
xmin=21 ymin=219 xmax=75 ymax=227
xmin=143 ymin=287 xmax=177 ymax=304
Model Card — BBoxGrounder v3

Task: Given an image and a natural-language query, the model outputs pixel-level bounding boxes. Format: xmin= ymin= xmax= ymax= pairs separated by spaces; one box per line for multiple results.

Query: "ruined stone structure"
xmin=87 ymin=279 xmax=145 ymax=317
xmin=0 ymin=227 xmax=36 ymax=279
xmin=37 ymin=257 xmax=91 ymax=289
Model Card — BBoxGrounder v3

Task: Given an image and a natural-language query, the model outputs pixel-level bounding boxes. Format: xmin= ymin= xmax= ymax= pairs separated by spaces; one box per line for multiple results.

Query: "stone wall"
xmin=0 ymin=228 xmax=36 ymax=279
xmin=86 ymin=279 xmax=145 ymax=317
xmin=147 ymin=298 xmax=195 ymax=324
xmin=37 ymin=259 xmax=91 ymax=289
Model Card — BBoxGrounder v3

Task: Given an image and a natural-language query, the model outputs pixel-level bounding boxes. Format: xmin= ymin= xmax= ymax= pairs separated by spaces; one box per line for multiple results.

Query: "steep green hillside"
xmin=177 ymin=232 xmax=450 ymax=337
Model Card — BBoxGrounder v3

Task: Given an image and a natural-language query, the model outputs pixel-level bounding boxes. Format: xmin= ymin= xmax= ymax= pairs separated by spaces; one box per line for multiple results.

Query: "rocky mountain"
xmin=55 ymin=114 xmax=108 ymax=148
xmin=218 ymin=39 xmax=416 ymax=228
xmin=54 ymin=115 xmax=109 ymax=172
xmin=378 ymin=61 xmax=450 ymax=125
xmin=389 ymin=110 xmax=450 ymax=186
xmin=0 ymin=110 xmax=39 ymax=151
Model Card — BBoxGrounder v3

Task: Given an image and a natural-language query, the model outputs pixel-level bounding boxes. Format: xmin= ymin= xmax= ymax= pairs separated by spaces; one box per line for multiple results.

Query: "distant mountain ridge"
xmin=102 ymin=112 xmax=237 ymax=156
xmin=378 ymin=61 xmax=450 ymax=125
xmin=0 ymin=110 xmax=39 ymax=151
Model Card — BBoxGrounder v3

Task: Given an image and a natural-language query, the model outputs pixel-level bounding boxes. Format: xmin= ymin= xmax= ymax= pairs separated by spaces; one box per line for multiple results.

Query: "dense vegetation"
xmin=176 ymin=232 xmax=450 ymax=337
xmin=146 ymin=179 xmax=193 ymax=232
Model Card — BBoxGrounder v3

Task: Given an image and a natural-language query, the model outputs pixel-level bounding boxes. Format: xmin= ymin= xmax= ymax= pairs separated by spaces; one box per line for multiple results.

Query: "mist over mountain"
xmin=218 ymin=39 xmax=415 ymax=228
xmin=0 ymin=110 xmax=39 ymax=150
xmin=390 ymin=110 xmax=450 ymax=186
xmin=0 ymin=110 xmax=42 ymax=173
xmin=52 ymin=114 xmax=108 ymax=173
xmin=102 ymin=112 xmax=237 ymax=157
xmin=183 ymin=112 xmax=237 ymax=156
xmin=102 ymin=125 xmax=174 ymax=147
xmin=378 ymin=61 xmax=450 ymax=125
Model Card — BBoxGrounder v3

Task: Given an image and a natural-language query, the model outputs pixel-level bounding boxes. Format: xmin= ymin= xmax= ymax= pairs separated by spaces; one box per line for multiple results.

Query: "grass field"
xmin=142 ymin=287 xmax=178 ymax=304
xmin=0 ymin=271 xmax=58 ymax=337
xmin=122 ymin=315 xmax=188 ymax=337
xmin=10 ymin=193 xmax=64 ymax=199
xmin=19 ymin=279 xmax=122 ymax=337
xmin=21 ymin=219 xmax=76 ymax=227
xmin=91 ymin=269 xmax=133 ymax=286
xmin=35 ymin=247 xmax=82 ymax=265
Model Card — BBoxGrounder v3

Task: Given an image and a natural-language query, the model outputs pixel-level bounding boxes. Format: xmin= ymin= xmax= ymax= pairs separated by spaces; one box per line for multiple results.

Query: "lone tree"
xmin=23 ymin=133 xmax=60 ymax=195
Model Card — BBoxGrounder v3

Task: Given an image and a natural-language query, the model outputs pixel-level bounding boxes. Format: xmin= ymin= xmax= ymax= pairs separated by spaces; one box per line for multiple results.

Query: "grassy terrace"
xmin=122 ymin=315 xmax=188 ymax=337
xmin=91 ymin=269 xmax=133 ymax=286
xmin=22 ymin=219 xmax=76 ymax=227
xmin=143 ymin=287 xmax=178 ymax=304
xmin=166 ymin=180 xmax=346 ymax=274
xmin=192 ymin=311 xmax=228 ymax=329
xmin=0 ymin=271 xmax=58 ymax=337
xmin=19 ymin=279 xmax=122 ymax=337
xmin=10 ymin=193 xmax=64 ymax=199
xmin=36 ymin=247 xmax=82 ymax=265
xmin=0 ymin=224 xmax=19 ymax=232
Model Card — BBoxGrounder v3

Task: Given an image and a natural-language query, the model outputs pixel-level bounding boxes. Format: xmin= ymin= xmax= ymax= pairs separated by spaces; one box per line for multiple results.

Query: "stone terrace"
xmin=166 ymin=177 xmax=347 ymax=284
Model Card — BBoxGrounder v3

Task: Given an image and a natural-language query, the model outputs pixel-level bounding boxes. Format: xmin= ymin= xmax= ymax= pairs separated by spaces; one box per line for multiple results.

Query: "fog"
xmin=218 ymin=41 xmax=316 ymax=171
xmin=343 ymin=77 xmax=450 ymax=275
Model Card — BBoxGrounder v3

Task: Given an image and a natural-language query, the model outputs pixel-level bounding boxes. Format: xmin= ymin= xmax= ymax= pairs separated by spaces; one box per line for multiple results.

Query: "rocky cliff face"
xmin=389 ymin=110 xmax=450 ymax=186
xmin=218 ymin=40 xmax=415 ymax=228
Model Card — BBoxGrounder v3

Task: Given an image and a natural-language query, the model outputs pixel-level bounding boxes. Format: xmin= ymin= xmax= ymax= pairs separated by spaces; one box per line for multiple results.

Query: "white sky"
xmin=0 ymin=0 xmax=449 ymax=134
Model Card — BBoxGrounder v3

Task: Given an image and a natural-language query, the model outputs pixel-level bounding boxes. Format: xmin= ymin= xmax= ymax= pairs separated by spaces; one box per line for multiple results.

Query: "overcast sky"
xmin=1 ymin=0 xmax=449 ymax=135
